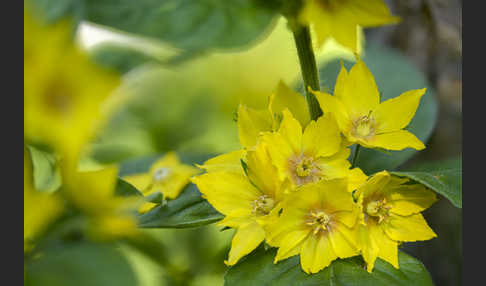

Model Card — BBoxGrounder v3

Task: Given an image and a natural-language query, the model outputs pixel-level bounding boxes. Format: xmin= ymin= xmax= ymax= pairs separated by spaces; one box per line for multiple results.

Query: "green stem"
xmin=351 ymin=145 xmax=361 ymax=168
xmin=292 ymin=25 xmax=323 ymax=121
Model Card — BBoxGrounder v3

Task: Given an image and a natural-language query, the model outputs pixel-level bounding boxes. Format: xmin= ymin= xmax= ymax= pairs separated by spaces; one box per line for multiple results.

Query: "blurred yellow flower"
xmin=192 ymin=142 xmax=286 ymax=266
xmin=24 ymin=148 xmax=64 ymax=252
xmin=123 ymin=152 xmax=201 ymax=203
xmin=314 ymin=60 xmax=426 ymax=151
xmin=266 ymin=179 xmax=360 ymax=274
xmin=299 ymin=0 xmax=400 ymax=52
xmin=24 ymin=9 xmax=120 ymax=173
xmin=237 ymin=81 xmax=309 ymax=149
xmin=356 ymin=171 xmax=437 ymax=272
xmin=261 ymin=109 xmax=366 ymax=190
xmin=65 ymin=166 xmax=139 ymax=240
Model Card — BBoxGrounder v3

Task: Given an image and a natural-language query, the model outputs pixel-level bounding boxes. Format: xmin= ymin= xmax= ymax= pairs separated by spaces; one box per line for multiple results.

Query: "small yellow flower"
xmin=314 ymin=60 xmax=426 ymax=151
xmin=24 ymin=9 xmax=120 ymax=172
xmin=24 ymin=148 xmax=64 ymax=252
xmin=356 ymin=171 xmax=437 ymax=272
xmin=266 ymin=179 xmax=360 ymax=274
xmin=299 ymin=0 xmax=400 ymax=52
xmin=261 ymin=108 xmax=365 ymax=190
xmin=123 ymin=152 xmax=201 ymax=204
xmin=64 ymin=166 xmax=139 ymax=240
xmin=237 ymin=81 xmax=309 ymax=149
xmin=192 ymin=142 xmax=285 ymax=265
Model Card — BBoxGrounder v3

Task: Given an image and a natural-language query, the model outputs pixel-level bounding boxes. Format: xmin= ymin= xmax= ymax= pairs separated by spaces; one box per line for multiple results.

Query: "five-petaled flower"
xmin=314 ymin=60 xmax=426 ymax=151
xmin=192 ymin=142 xmax=286 ymax=266
xmin=261 ymin=108 xmax=366 ymax=190
xmin=355 ymin=171 xmax=437 ymax=272
xmin=266 ymin=179 xmax=360 ymax=274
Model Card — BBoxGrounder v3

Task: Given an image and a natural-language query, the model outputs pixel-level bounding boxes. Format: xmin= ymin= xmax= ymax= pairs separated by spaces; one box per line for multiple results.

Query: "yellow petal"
xmin=138 ymin=202 xmax=158 ymax=214
xmin=371 ymin=130 xmax=425 ymax=151
xmin=274 ymin=229 xmax=310 ymax=263
xmin=24 ymin=186 xmax=64 ymax=247
xmin=372 ymin=88 xmax=426 ymax=133
xmin=341 ymin=60 xmax=380 ymax=118
xmin=197 ymin=149 xmax=245 ymax=174
xmin=148 ymin=152 xmax=201 ymax=199
xmin=300 ymin=234 xmax=337 ymax=274
xmin=384 ymin=213 xmax=437 ymax=242
xmin=313 ymin=90 xmax=351 ymax=133
xmin=123 ymin=173 xmax=152 ymax=193
xmin=347 ymin=167 xmax=368 ymax=192
xmin=237 ymin=104 xmax=273 ymax=149
xmin=345 ymin=0 xmax=401 ymax=27
xmin=279 ymin=109 xmax=303 ymax=154
xmin=334 ymin=61 xmax=349 ymax=101
xmin=358 ymin=223 xmax=379 ymax=272
xmin=261 ymin=131 xmax=295 ymax=182
xmin=355 ymin=170 xmax=390 ymax=199
xmin=245 ymin=142 xmax=283 ymax=201
xmin=360 ymin=221 xmax=398 ymax=272
xmin=388 ymin=184 xmax=437 ymax=216
xmin=300 ymin=179 xmax=355 ymax=214
xmin=302 ymin=112 xmax=341 ymax=158
xmin=218 ymin=214 xmax=254 ymax=228
xmin=328 ymin=222 xmax=360 ymax=259
xmin=314 ymin=147 xmax=352 ymax=181
xmin=270 ymin=80 xmax=310 ymax=128
xmin=225 ymin=221 xmax=266 ymax=266
xmin=191 ymin=172 xmax=260 ymax=216
xmin=376 ymin=226 xmax=399 ymax=270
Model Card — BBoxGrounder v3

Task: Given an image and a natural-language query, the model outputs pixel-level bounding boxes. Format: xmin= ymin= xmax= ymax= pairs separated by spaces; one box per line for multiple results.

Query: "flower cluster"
xmin=24 ymin=8 xmax=139 ymax=249
xmin=192 ymin=60 xmax=437 ymax=273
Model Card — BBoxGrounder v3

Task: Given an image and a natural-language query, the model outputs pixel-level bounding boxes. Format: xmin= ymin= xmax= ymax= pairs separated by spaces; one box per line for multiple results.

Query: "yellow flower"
xmin=261 ymin=108 xmax=366 ymax=190
xmin=24 ymin=147 xmax=64 ymax=252
xmin=24 ymin=9 xmax=120 ymax=172
xmin=356 ymin=171 xmax=437 ymax=272
xmin=299 ymin=0 xmax=400 ymax=52
xmin=64 ymin=166 xmax=139 ymax=240
xmin=237 ymin=81 xmax=309 ymax=149
xmin=191 ymin=142 xmax=286 ymax=265
xmin=266 ymin=179 xmax=360 ymax=274
xmin=314 ymin=60 xmax=426 ymax=151
xmin=123 ymin=152 xmax=201 ymax=204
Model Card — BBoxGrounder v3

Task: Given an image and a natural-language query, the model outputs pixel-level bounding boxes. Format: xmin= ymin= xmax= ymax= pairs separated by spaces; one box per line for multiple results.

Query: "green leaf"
xmin=90 ymin=44 xmax=160 ymax=74
xmin=27 ymin=145 xmax=61 ymax=193
xmin=138 ymin=183 xmax=224 ymax=228
xmin=26 ymin=0 xmax=85 ymax=31
xmin=392 ymin=157 xmax=462 ymax=208
xmin=25 ymin=242 xmax=138 ymax=286
xmin=317 ymin=43 xmax=438 ymax=174
xmin=83 ymin=0 xmax=277 ymax=52
xmin=115 ymin=178 xmax=144 ymax=197
xmin=224 ymin=247 xmax=434 ymax=286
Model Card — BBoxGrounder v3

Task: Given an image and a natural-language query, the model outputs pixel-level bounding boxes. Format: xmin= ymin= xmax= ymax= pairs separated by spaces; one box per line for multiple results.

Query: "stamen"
xmin=251 ymin=195 xmax=275 ymax=216
xmin=153 ymin=167 xmax=170 ymax=182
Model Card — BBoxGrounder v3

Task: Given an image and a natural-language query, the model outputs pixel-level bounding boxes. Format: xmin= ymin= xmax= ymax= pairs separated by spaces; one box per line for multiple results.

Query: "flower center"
xmin=306 ymin=210 xmax=331 ymax=235
xmin=153 ymin=167 xmax=170 ymax=182
xmin=288 ymin=155 xmax=320 ymax=186
xmin=251 ymin=195 xmax=275 ymax=216
xmin=364 ymin=198 xmax=390 ymax=224
xmin=352 ymin=114 xmax=376 ymax=140
xmin=296 ymin=158 xmax=314 ymax=177
xmin=43 ymin=80 xmax=74 ymax=116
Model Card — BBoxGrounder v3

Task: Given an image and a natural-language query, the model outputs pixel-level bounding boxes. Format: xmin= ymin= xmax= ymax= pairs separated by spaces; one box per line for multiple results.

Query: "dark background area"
xmin=369 ymin=1 xmax=462 ymax=285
